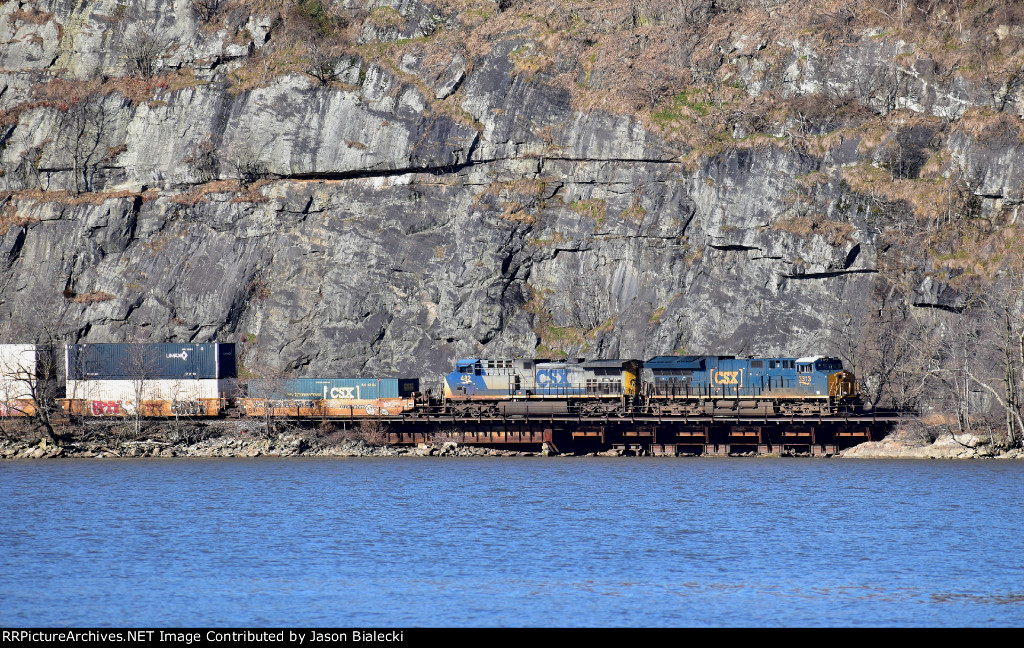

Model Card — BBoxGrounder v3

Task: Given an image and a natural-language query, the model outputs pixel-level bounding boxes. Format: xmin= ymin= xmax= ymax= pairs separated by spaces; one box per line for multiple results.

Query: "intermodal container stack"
xmin=64 ymin=343 xmax=237 ymax=416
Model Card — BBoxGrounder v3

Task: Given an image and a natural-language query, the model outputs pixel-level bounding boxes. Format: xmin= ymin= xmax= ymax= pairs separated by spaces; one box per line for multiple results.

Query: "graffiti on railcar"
xmin=91 ymin=401 xmax=122 ymax=415
xmin=171 ymin=400 xmax=207 ymax=416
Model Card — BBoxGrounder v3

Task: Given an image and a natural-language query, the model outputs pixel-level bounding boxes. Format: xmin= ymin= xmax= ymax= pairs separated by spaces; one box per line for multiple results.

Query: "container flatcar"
xmin=239 ymin=377 xmax=421 ymax=418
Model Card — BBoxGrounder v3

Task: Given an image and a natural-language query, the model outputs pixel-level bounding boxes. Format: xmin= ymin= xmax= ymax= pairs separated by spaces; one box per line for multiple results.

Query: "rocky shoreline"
xmin=0 ymin=421 xmax=539 ymax=459
xmin=0 ymin=436 xmax=537 ymax=459
xmin=1 ymin=421 xmax=1020 ymax=460
xmin=838 ymin=433 xmax=1023 ymax=460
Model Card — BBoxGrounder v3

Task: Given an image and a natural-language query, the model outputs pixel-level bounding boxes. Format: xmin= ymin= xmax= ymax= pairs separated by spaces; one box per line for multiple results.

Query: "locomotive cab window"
xmin=797 ymin=364 xmax=812 ymax=373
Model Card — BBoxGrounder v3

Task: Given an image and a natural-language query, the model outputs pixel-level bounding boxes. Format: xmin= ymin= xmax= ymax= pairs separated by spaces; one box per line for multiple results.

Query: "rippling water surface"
xmin=2 ymin=457 xmax=1022 ymax=627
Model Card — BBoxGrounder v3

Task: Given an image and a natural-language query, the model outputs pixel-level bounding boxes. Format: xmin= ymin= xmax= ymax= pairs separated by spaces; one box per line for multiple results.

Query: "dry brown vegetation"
xmin=8 ymin=7 xmax=55 ymax=26
xmin=26 ymin=71 xmax=205 ymax=110
xmin=774 ymin=216 xmax=855 ymax=246
xmin=70 ymin=291 xmax=117 ymax=304
xmin=2 ymin=188 xmax=155 ymax=206
xmin=221 ymin=1 xmax=364 ymax=92
xmin=0 ymin=198 xmax=39 ymax=236
xmin=473 ymin=178 xmax=557 ymax=224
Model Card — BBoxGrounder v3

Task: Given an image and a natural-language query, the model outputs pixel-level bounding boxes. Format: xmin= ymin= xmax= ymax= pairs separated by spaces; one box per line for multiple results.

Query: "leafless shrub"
xmin=246 ymin=276 xmax=270 ymax=301
xmin=190 ymin=0 xmax=223 ymax=22
xmin=184 ymin=140 xmax=220 ymax=183
xmin=889 ymin=418 xmax=941 ymax=445
xmin=356 ymin=418 xmax=389 ymax=446
xmin=11 ymin=145 xmax=45 ymax=190
xmin=227 ymin=142 xmax=269 ymax=187
xmin=312 ymin=420 xmax=389 ymax=447
xmin=121 ymin=27 xmax=170 ymax=78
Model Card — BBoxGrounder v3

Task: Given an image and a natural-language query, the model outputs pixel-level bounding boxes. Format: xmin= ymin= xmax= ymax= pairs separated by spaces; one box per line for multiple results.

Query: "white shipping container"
xmin=65 ymin=379 xmax=230 ymax=403
xmin=0 ymin=344 xmax=38 ymax=401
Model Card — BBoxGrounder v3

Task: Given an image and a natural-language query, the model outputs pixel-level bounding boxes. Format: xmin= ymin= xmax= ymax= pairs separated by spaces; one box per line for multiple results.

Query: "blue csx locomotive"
xmin=443 ymin=355 xmax=858 ymax=417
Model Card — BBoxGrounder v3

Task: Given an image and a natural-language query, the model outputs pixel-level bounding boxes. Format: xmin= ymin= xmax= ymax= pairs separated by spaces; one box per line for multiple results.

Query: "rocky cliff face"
xmin=1 ymin=0 xmax=1022 ymax=391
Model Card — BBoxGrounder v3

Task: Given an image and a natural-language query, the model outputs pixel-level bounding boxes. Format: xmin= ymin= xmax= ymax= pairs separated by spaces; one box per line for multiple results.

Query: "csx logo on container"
xmin=328 ymin=387 xmax=356 ymax=399
xmin=712 ymin=370 xmax=742 ymax=385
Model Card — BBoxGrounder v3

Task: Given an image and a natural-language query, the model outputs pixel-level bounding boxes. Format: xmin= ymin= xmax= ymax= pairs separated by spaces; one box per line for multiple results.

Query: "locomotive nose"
xmin=828 ymin=370 xmax=858 ymax=398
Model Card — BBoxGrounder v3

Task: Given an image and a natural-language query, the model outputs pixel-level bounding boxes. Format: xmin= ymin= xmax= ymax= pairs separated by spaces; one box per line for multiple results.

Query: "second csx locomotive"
xmin=443 ymin=355 xmax=858 ymax=417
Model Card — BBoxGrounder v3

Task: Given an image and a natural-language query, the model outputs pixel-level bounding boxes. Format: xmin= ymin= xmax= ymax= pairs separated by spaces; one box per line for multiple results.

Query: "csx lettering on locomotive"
xmin=712 ymin=370 xmax=742 ymax=385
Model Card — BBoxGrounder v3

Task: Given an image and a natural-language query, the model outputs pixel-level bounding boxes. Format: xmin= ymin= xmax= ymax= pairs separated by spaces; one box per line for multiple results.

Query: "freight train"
xmin=0 ymin=343 xmax=859 ymax=419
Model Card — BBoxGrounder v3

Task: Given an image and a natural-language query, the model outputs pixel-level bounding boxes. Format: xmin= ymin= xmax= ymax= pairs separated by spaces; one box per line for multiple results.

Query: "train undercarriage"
xmin=445 ymin=395 xmax=850 ymax=419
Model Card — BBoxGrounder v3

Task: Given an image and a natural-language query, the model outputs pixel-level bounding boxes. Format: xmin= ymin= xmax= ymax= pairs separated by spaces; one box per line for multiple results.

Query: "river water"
xmin=1 ymin=457 xmax=1022 ymax=627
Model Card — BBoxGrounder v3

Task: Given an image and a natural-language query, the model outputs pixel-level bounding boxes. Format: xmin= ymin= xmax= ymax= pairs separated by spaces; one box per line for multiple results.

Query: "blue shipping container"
xmin=66 ymin=343 xmax=236 ymax=380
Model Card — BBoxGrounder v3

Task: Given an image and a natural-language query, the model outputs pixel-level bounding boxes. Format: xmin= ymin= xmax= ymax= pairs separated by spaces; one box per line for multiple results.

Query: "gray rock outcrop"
xmin=1 ymin=0 xmax=1022 ymax=392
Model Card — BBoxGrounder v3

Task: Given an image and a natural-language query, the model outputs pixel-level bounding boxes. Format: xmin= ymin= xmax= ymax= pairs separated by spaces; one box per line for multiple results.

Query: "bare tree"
xmin=247 ymin=367 xmax=294 ymax=439
xmin=56 ymin=93 xmax=117 ymax=194
xmin=857 ymin=293 xmax=940 ymax=411
xmin=1 ymin=340 xmax=65 ymax=445
xmin=167 ymin=377 xmax=207 ymax=443
xmin=929 ymin=306 xmax=984 ymax=444
xmin=119 ymin=343 xmax=164 ymax=439
xmin=3 ymin=300 xmax=76 ymax=444
xmin=305 ymin=42 xmax=339 ymax=85
xmin=966 ymin=272 xmax=1024 ymax=447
